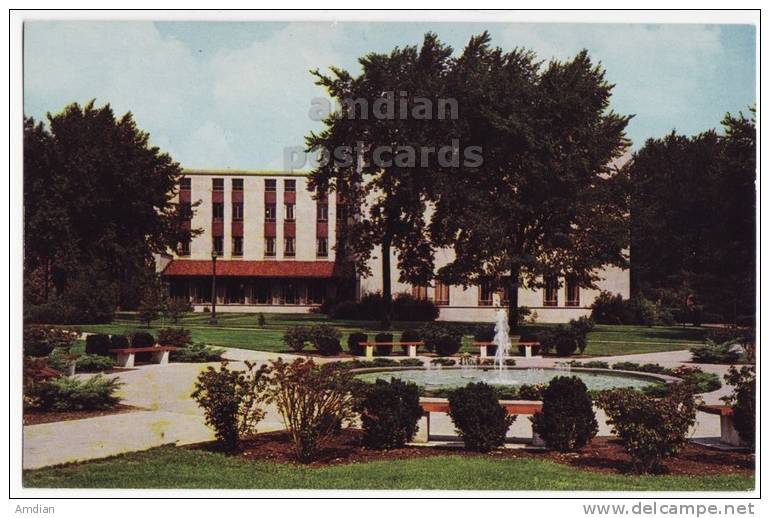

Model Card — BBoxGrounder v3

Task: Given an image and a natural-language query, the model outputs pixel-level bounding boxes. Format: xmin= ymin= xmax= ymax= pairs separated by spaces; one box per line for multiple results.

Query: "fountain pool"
xmin=355 ymin=367 xmax=664 ymax=392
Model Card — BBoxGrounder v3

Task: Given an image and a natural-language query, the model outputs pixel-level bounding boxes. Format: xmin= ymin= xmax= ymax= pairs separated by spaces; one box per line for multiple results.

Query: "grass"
xmin=66 ymin=312 xmax=707 ymax=356
xmin=22 ymin=446 xmax=753 ymax=490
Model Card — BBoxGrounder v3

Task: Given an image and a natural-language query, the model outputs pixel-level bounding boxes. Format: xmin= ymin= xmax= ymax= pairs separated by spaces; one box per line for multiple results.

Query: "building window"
xmin=212 ymin=178 xmax=224 ymax=192
xmin=284 ymin=237 xmax=296 ymax=257
xmin=282 ymin=283 xmax=298 ymax=305
xmin=336 ymin=204 xmax=347 ymax=221
xmin=317 ymin=237 xmax=328 ymax=257
xmin=232 ymin=236 xmax=243 ymax=257
xmin=178 ymin=239 xmax=190 ymax=256
xmin=317 ymin=203 xmax=328 ymax=222
xmin=265 ymin=203 xmax=276 ymax=221
xmin=180 ymin=202 xmax=192 ymax=221
xmin=265 ymin=179 xmax=276 ymax=192
xmin=232 ymin=203 xmax=243 ymax=221
xmin=565 ymin=276 xmax=580 ymax=307
xmin=412 ymin=285 xmax=428 ymax=301
xmin=285 ymin=203 xmax=295 ymax=221
xmin=180 ymin=177 xmax=191 ymax=191
xmin=265 ymin=237 xmax=276 ymax=257
xmin=308 ymin=282 xmax=325 ymax=304
xmin=232 ymin=178 xmax=243 ymax=191
xmin=284 ymin=179 xmax=296 ymax=192
xmin=253 ymin=282 xmax=271 ymax=304
xmin=544 ymin=277 xmax=559 ymax=306
xmin=434 ymin=281 xmax=450 ymax=306
xmin=213 ymin=202 xmax=224 ymax=220
xmin=212 ymin=236 xmax=223 ymax=256
xmin=478 ymin=282 xmax=493 ymax=306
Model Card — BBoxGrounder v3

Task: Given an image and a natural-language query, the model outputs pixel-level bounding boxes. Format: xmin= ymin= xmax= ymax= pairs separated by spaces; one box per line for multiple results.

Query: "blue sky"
xmin=24 ymin=21 xmax=755 ymax=170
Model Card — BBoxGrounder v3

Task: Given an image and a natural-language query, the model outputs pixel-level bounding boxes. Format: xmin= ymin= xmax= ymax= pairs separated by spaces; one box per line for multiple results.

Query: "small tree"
xmin=265 ymin=358 xmax=355 ymax=462
xmin=164 ymin=297 xmax=192 ymax=324
xmin=448 ymin=382 xmax=515 ymax=452
xmin=596 ymin=385 xmax=697 ymax=474
xmin=532 ymin=376 xmax=597 ymax=452
xmin=137 ymin=286 xmax=164 ymax=328
xmin=191 ymin=361 xmax=270 ymax=452
xmin=721 ymin=365 xmax=755 ymax=448
xmin=355 ymin=378 xmax=423 ymax=449
xmin=257 ymin=313 xmax=266 ymax=328
xmin=283 ymin=326 xmax=312 ymax=352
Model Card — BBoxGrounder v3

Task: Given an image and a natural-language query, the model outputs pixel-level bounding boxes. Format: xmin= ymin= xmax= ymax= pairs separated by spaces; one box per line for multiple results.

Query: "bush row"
xmin=326 ymin=293 xmax=439 ymax=321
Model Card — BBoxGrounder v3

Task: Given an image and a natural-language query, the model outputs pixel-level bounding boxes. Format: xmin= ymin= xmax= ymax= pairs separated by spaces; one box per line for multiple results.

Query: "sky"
xmin=23 ymin=21 xmax=756 ymax=170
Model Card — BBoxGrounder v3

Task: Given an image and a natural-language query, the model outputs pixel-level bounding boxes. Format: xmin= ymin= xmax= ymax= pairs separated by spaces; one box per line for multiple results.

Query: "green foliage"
xmin=430 ymin=357 xmax=456 ymax=367
xmin=392 ymin=294 xmax=439 ymax=321
xmin=690 ymin=339 xmax=741 ymax=364
xmin=540 ymin=318 xmax=594 ymax=356
xmin=265 ymin=358 xmax=355 ymax=463
xmin=419 ymin=323 xmax=463 ymax=356
xmin=85 ymin=333 xmax=113 ymax=356
xmin=596 ymin=385 xmax=698 ymax=474
xmin=73 ymin=353 xmax=116 ymax=373
xmin=24 ymin=325 xmax=78 ymax=357
xmin=192 ymin=361 xmax=270 ymax=452
xmin=516 ymin=384 xmax=545 ymax=401
xmin=570 ymin=360 xmax=610 ymax=369
xmin=721 ymin=366 xmax=755 ymax=448
xmin=171 ymin=343 xmax=225 ymax=363
xmin=448 ymin=382 xmax=515 ymax=452
xmin=157 ymin=327 xmax=193 ymax=347
xmin=283 ymin=326 xmax=312 ymax=352
xmin=130 ymin=332 xmax=155 ymax=348
xmin=347 ymin=332 xmax=368 ymax=356
xmin=110 ymin=334 xmax=129 ymax=350
xmin=310 ymin=324 xmax=343 ymax=356
xmin=164 ymin=298 xmax=192 ymax=324
xmin=34 ymin=375 xmax=122 ymax=411
xmin=257 ymin=313 xmax=266 ymax=328
xmin=137 ymin=283 xmax=165 ymax=328
xmin=532 ymin=377 xmax=598 ymax=452
xmin=355 ymin=378 xmax=423 ymax=449
xmin=373 ymin=332 xmax=393 ymax=356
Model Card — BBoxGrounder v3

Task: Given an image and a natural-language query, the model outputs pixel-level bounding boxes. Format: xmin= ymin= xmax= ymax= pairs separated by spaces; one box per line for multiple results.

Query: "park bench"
xmin=109 ymin=346 xmax=177 ymax=368
xmin=474 ymin=341 xmax=540 ymax=358
xmin=699 ymin=404 xmax=745 ymax=447
xmin=414 ymin=398 xmax=544 ymax=445
xmin=358 ymin=341 xmax=424 ymax=358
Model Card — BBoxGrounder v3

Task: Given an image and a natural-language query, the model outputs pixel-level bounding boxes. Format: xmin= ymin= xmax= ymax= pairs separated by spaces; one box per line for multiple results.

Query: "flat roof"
xmin=183 ymin=169 xmax=311 ymax=177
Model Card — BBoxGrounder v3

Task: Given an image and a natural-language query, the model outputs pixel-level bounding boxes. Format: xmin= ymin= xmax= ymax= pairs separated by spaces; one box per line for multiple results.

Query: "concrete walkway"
xmin=23 ymin=347 xmax=732 ymax=470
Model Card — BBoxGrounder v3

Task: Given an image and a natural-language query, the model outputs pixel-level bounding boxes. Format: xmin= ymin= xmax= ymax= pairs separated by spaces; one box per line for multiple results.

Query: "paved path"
xmin=23 ymin=347 xmax=731 ymax=470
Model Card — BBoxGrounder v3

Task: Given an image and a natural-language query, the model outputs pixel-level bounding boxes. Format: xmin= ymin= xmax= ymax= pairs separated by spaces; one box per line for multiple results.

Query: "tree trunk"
xmin=381 ymin=234 xmax=393 ymax=329
xmin=507 ymin=262 xmax=521 ymax=332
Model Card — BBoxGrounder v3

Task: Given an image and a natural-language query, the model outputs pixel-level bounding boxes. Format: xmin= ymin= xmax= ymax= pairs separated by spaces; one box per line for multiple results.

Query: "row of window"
xmin=410 ymin=278 xmax=581 ymax=307
xmin=180 ymin=177 xmax=297 ymax=193
xmin=203 ymin=202 xmax=328 ymax=222
xmin=197 ymin=236 xmax=329 ymax=258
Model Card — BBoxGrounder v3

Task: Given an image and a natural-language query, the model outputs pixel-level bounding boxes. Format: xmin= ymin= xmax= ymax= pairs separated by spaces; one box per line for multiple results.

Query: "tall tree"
xmin=430 ymin=34 xmax=631 ymax=328
xmin=24 ymin=100 xmax=198 ymax=315
xmin=306 ymin=33 xmax=453 ymax=326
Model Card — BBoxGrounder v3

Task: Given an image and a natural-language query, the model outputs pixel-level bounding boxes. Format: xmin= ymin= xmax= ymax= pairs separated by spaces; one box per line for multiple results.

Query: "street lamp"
xmin=209 ymin=250 xmax=218 ymax=325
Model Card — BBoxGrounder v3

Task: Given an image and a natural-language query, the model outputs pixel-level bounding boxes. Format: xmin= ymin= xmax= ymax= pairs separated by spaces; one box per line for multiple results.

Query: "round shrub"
xmin=85 ymin=333 xmax=112 ymax=356
xmin=347 ymin=332 xmax=368 ymax=356
xmin=131 ymin=332 xmax=155 ymax=348
xmin=110 ymin=334 xmax=130 ymax=350
xmin=355 ymin=378 xmax=423 ymax=449
xmin=532 ymin=376 xmax=598 ymax=452
xmin=400 ymin=329 xmax=420 ymax=354
xmin=283 ymin=326 xmax=312 ymax=352
xmin=448 ymin=382 xmax=515 ymax=452
xmin=311 ymin=325 xmax=342 ymax=356
xmin=516 ymin=384 xmax=545 ymax=400
xmin=157 ymin=327 xmax=193 ymax=347
xmin=75 ymin=353 xmax=116 ymax=373
xmin=420 ymin=324 xmax=463 ymax=356
xmin=374 ymin=333 xmax=393 ymax=356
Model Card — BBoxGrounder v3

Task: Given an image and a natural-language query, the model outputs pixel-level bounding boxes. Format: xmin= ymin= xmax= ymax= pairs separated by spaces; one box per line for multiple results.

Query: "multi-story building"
xmin=161 ymin=169 xmax=630 ymax=322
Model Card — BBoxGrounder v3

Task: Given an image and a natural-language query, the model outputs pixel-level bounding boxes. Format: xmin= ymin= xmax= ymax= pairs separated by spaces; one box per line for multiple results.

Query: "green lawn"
xmin=68 ymin=312 xmax=707 ymax=356
xmin=22 ymin=446 xmax=752 ymax=490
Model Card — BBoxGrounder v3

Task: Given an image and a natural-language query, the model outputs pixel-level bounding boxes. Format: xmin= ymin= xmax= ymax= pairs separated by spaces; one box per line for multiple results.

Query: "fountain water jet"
xmin=492 ymin=304 xmax=510 ymax=373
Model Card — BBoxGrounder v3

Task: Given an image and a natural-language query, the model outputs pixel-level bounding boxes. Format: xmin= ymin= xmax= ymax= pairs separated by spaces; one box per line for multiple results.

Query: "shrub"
xmin=430 ymin=357 xmax=456 ymax=367
xmin=473 ymin=324 xmax=495 ymax=342
xmin=590 ymin=291 xmax=632 ymax=324
xmin=328 ymin=300 xmax=362 ymax=320
xmin=171 ymin=343 xmax=225 ymax=363
xmin=310 ymin=324 xmax=342 ymax=356
xmin=675 ymin=367 xmax=722 ymax=393
xmin=373 ymin=332 xmax=393 ymax=356
xmin=596 ymin=385 xmax=698 ymax=474
xmin=420 ymin=323 xmax=463 ymax=356
xmin=571 ymin=360 xmax=610 ymax=369
xmin=355 ymin=378 xmax=422 ymax=449
xmin=611 ymin=362 xmax=667 ymax=374
xmin=399 ymin=329 xmax=421 ymax=354
xmin=164 ymin=297 xmax=192 ymax=323
xmin=283 ymin=326 xmax=312 ymax=352
xmin=265 ymin=358 xmax=355 ymax=462
xmin=448 ymin=382 xmax=515 ymax=452
xmin=34 ymin=375 xmax=122 ymax=411
xmin=24 ymin=300 xmax=75 ymax=325
xmin=721 ymin=366 xmax=755 ymax=448
xmin=347 ymin=332 xmax=368 ymax=356
xmin=130 ymin=332 xmax=155 ymax=348
xmin=532 ymin=377 xmax=598 ymax=452
xmin=690 ymin=339 xmax=741 ymax=364
xmin=84 ymin=333 xmax=112 ymax=356
xmin=257 ymin=313 xmax=266 ymax=328
xmin=516 ymin=384 xmax=545 ymax=400
xmin=192 ymin=361 xmax=270 ymax=452
xmin=392 ymin=293 xmax=439 ymax=321
xmin=398 ymin=358 xmax=423 ymax=367
xmin=24 ymin=326 xmax=78 ymax=357
xmin=157 ymin=327 xmax=193 ymax=347
xmin=74 ymin=353 xmax=116 ymax=373
xmin=110 ymin=334 xmax=130 ymax=350
xmin=570 ymin=317 xmax=595 ymax=353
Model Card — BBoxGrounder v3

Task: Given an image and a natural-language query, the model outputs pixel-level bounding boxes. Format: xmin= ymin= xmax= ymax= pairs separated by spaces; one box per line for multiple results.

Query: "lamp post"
xmin=209 ymin=250 xmax=218 ymax=325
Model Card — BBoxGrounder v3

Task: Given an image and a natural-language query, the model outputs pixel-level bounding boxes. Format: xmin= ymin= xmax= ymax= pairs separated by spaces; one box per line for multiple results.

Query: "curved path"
xmin=23 ymin=348 xmax=731 ymax=470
